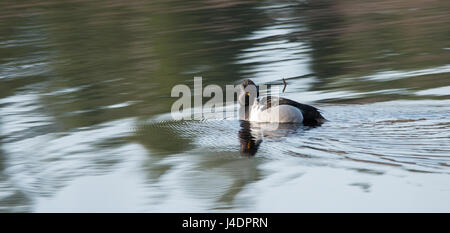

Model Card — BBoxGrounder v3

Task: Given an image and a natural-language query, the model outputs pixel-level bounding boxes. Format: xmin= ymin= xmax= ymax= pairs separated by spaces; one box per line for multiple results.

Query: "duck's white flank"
xmin=248 ymin=101 xmax=304 ymax=123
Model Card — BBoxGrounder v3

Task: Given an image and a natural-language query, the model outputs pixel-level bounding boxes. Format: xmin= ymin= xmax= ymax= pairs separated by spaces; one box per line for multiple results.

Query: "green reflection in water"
xmin=0 ymin=0 xmax=449 ymax=212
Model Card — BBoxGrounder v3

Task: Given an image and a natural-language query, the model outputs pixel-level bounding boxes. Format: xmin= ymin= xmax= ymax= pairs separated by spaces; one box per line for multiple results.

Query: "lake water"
xmin=0 ymin=0 xmax=449 ymax=212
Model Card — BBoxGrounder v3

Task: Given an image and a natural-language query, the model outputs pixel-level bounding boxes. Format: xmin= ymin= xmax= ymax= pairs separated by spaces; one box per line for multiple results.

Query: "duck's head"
xmin=239 ymin=79 xmax=259 ymax=106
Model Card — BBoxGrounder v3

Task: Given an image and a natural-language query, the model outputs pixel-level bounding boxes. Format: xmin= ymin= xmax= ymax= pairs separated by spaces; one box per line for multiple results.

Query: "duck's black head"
xmin=241 ymin=79 xmax=256 ymax=89
xmin=239 ymin=79 xmax=259 ymax=106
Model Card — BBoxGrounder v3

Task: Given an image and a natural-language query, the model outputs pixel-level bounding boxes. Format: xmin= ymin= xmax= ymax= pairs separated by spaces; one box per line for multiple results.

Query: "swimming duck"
xmin=238 ymin=79 xmax=325 ymax=126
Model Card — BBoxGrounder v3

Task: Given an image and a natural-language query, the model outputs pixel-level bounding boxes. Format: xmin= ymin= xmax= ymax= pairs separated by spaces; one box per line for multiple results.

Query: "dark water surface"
xmin=1 ymin=0 xmax=449 ymax=212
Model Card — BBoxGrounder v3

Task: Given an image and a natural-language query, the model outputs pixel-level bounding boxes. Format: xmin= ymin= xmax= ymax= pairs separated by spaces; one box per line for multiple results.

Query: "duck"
xmin=238 ymin=79 xmax=325 ymax=126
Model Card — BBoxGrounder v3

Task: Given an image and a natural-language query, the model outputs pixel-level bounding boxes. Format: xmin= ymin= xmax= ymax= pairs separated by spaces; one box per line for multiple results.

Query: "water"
xmin=1 ymin=0 xmax=449 ymax=212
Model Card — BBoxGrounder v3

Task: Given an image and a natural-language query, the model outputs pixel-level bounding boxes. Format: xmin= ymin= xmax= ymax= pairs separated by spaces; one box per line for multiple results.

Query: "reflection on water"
xmin=239 ymin=121 xmax=261 ymax=156
xmin=239 ymin=121 xmax=305 ymax=156
xmin=1 ymin=0 xmax=450 ymax=212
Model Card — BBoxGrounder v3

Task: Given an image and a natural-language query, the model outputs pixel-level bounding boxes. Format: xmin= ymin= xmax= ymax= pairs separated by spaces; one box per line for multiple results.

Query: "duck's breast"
xmin=250 ymin=104 xmax=303 ymax=123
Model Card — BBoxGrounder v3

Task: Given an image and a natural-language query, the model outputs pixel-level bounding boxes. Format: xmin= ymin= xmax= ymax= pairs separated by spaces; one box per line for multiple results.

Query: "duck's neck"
xmin=239 ymin=105 xmax=251 ymax=121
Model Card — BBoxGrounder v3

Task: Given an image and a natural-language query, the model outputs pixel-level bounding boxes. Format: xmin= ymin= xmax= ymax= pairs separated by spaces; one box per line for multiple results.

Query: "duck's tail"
xmin=302 ymin=108 xmax=326 ymax=127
